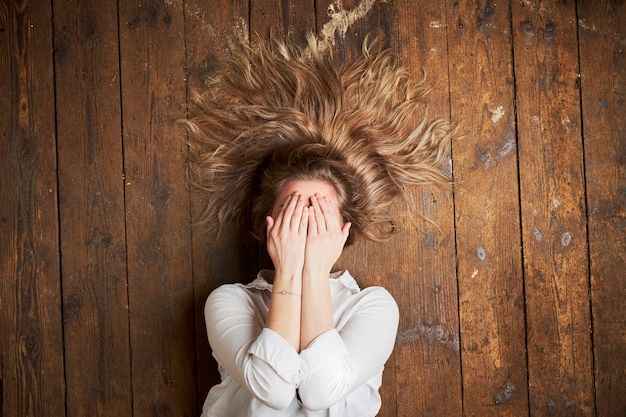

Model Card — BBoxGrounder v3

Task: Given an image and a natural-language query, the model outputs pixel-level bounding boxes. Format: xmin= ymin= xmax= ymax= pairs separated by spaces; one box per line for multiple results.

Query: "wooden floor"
xmin=2 ymin=1 xmax=625 ymax=416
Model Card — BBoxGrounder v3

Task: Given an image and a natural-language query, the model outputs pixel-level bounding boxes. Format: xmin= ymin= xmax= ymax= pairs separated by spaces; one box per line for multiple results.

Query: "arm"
xmin=298 ymin=287 xmax=399 ymax=411
xmin=300 ymin=194 xmax=350 ymax=351
xmin=265 ymin=193 xmax=308 ymax=351
xmin=203 ymin=193 xmax=309 ymax=410
xmin=298 ymin=193 xmax=398 ymax=412
xmin=204 ymin=286 xmax=300 ymax=409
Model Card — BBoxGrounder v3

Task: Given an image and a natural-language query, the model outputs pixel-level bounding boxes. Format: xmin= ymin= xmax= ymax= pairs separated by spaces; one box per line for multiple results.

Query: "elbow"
xmin=264 ymin=389 xmax=296 ymax=410
xmin=299 ymin=389 xmax=344 ymax=411
xmin=261 ymin=392 xmax=296 ymax=410
xmin=298 ymin=375 xmax=353 ymax=410
xmin=245 ymin=372 xmax=297 ymax=410
xmin=299 ymin=395 xmax=332 ymax=411
xmin=300 ymin=380 xmax=381 ymax=413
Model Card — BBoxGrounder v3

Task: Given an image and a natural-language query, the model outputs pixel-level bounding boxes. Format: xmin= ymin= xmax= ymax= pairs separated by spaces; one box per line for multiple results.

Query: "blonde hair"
xmin=183 ymin=34 xmax=453 ymax=243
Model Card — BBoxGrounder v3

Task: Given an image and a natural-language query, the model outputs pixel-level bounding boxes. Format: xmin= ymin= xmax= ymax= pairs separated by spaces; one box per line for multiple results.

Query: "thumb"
xmin=341 ymin=222 xmax=352 ymax=239
xmin=266 ymin=216 xmax=274 ymax=231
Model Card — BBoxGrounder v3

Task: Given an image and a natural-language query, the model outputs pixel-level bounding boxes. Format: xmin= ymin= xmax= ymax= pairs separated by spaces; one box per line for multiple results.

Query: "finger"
xmin=266 ymin=216 xmax=275 ymax=232
xmin=307 ymin=204 xmax=318 ymax=236
xmin=311 ymin=195 xmax=326 ymax=233
xmin=341 ymin=221 xmax=352 ymax=241
xmin=290 ymin=194 xmax=306 ymax=230
xmin=299 ymin=206 xmax=309 ymax=235
xmin=322 ymin=195 xmax=344 ymax=230
xmin=273 ymin=194 xmax=291 ymax=229
xmin=281 ymin=193 xmax=300 ymax=230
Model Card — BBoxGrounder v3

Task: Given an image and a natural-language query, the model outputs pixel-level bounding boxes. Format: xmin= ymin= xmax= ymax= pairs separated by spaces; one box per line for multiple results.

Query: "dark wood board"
xmin=512 ymin=1 xmax=595 ymax=415
xmin=447 ymin=1 xmax=529 ymax=415
xmin=313 ymin=3 xmax=403 ymax=417
xmin=118 ymin=1 xmax=197 ymax=416
xmin=382 ymin=1 xmax=463 ymax=416
xmin=53 ymin=1 xmax=133 ymax=416
xmin=251 ymin=0 xmax=315 ymax=44
xmin=0 ymin=1 xmax=65 ymax=416
xmin=578 ymin=1 xmax=626 ymax=415
xmin=183 ymin=0 xmax=260 ymax=407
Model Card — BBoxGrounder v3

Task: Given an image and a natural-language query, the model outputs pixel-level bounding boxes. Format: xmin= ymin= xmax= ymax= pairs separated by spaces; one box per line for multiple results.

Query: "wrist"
xmin=273 ymin=269 xmax=303 ymax=288
xmin=302 ymin=262 xmax=332 ymax=277
xmin=302 ymin=267 xmax=331 ymax=286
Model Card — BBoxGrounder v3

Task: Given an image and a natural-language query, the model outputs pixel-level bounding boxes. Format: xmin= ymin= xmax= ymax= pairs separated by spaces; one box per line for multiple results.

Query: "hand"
xmin=266 ymin=193 xmax=309 ymax=277
xmin=303 ymin=194 xmax=351 ymax=275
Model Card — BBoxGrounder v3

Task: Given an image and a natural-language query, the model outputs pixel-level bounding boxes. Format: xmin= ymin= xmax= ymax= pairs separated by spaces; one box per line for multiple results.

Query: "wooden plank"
xmin=250 ymin=0 xmax=315 ymax=43
xmin=379 ymin=1 xmax=463 ymax=416
xmin=52 ymin=1 xmax=133 ymax=416
xmin=0 ymin=2 xmax=65 ymax=417
xmin=312 ymin=2 xmax=403 ymax=416
xmin=118 ymin=1 xmax=196 ymax=416
xmin=183 ymin=0 xmax=259 ymax=406
xmin=578 ymin=2 xmax=626 ymax=415
xmin=446 ymin=1 xmax=529 ymax=416
xmin=511 ymin=1 xmax=595 ymax=415
xmin=315 ymin=0 xmax=381 ymax=62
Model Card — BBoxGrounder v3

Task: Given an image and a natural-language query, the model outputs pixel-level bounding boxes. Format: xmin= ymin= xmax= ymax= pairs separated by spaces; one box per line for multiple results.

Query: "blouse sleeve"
xmin=204 ymin=285 xmax=300 ymax=410
xmin=297 ymin=287 xmax=399 ymax=411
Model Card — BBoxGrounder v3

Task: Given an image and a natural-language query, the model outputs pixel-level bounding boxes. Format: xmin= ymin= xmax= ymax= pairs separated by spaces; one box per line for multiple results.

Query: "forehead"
xmin=277 ymin=179 xmax=338 ymax=200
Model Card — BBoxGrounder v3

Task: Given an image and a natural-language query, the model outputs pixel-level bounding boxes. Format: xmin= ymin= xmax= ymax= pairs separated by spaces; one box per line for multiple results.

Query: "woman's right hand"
xmin=265 ymin=193 xmax=309 ymax=277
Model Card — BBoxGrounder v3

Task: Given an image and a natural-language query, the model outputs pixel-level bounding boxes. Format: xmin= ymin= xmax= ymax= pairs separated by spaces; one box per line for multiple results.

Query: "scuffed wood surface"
xmin=1 ymin=1 xmax=624 ymax=416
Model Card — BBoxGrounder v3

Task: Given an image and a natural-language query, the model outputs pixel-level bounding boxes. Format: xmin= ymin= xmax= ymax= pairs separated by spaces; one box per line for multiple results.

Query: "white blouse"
xmin=200 ymin=270 xmax=399 ymax=417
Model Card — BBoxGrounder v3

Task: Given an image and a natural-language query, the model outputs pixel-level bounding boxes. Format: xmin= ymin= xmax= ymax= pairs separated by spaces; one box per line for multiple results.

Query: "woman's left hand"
xmin=303 ymin=194 xmax=351 ymax=275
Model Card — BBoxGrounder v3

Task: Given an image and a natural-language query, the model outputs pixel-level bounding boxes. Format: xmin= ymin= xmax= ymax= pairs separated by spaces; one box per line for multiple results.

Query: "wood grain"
xmin=184 ymin=0 xmax=260 ymax=406
xmin=118 ymin=1 xmax=196 ymax=416
xmin=0 ymin=1 xmax=65 ymax=416
xmin=578 ymin=1 xmax=626 ymax=415
xmin=250 ymin=0 xmax=315 ymax=43
xmin=313 ymin=3 xmax=404 ymax=417
xmin=53 ymin=1 xmax=132 ymax=416
xmin=2 ymin=1 xmax=624 ymax=416
xmin=512 ymin=1 xmax=595 ymax=415
xmin=383 ymin=1 xmax=463 ymax=416
xmin=447 ymin=1 xmax=528 ymax=415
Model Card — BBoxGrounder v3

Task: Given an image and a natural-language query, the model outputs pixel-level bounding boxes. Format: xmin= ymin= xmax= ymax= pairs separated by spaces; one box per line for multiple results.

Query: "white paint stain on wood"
xmin=318 ymin=0 xmax=377 ymax=51
xmin=429 ymin=21 xmax=446 ymax=28
xmin=396 ymin=323 xmax=460 ymax=353
xmin=490 ymin=105 xmax=505 ymax=123
xmin=561 ymin=232 xmax=572 ymax=247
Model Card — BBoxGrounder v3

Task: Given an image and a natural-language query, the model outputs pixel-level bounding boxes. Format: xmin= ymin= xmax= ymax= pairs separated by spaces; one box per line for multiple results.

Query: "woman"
xmin=184 ymin=33 xmax=452 ymax=416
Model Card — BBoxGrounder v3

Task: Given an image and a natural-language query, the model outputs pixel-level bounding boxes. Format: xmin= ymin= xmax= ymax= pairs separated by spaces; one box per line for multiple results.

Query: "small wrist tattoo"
xmin=271 ymin=289 xmax=301 ymax=297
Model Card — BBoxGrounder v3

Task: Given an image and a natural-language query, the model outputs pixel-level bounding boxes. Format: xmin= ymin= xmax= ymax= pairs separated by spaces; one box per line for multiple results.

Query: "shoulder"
xmin=337 ymin=276 xmax=399 ymax=323
xmin=359 ymin=286 xmax=399 ymax=313
xmin=361 ymin=285 xmax=396 ymax=299
xmin=208 ymin=282 xmax=249 ymax=300
xmin=207 ymin=273 xmax=271 ymax=303
xmin=205 ymin=282 xmax=266 ymax=313
xmin=336 ymin=271 xmax=398 ymax=308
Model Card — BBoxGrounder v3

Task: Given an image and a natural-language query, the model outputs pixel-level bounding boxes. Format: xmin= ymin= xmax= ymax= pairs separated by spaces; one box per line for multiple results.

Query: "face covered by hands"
xmin=266 ymin=179 xmax=351 ymax=277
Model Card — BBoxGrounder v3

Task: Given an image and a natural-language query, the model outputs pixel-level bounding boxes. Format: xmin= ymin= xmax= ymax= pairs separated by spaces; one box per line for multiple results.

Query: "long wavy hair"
xmin=183 ymin=33 xmax=453 ymax=243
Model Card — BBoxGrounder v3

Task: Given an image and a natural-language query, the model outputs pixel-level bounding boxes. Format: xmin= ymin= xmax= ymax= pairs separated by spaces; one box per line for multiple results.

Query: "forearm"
xmin=266 ymin=271 xmax=302 ymax=351
xmin=205 ymin=286 xmax=300 ymax=409
xmin=300 ymin=268 xmax=334 ymax=351
xmin=297 ymin=287 xmax=399 ymax=410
